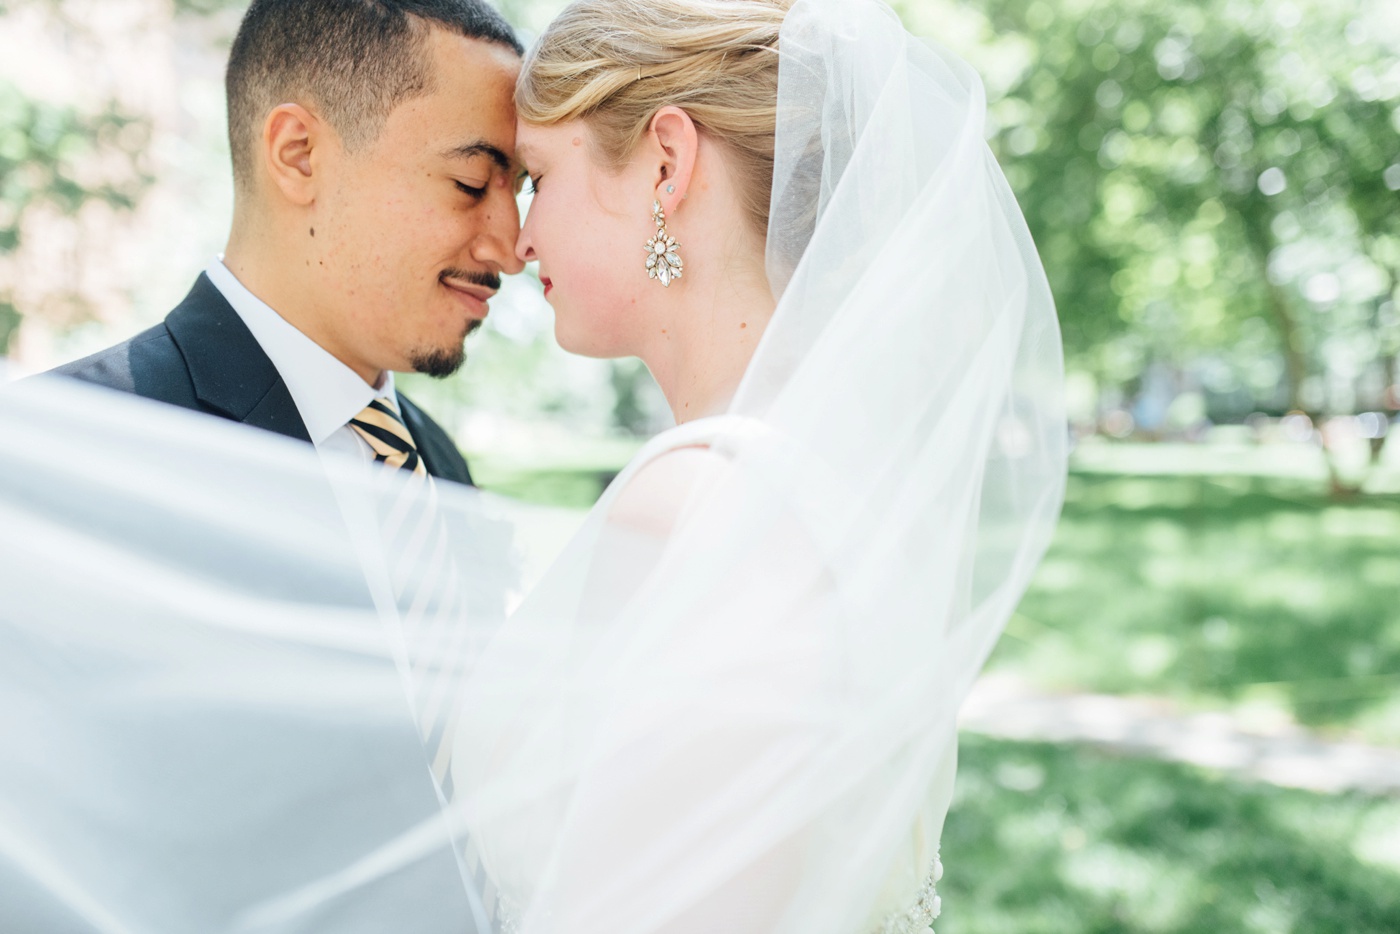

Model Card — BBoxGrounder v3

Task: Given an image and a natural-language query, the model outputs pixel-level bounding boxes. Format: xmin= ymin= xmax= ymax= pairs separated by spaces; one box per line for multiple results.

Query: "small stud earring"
xmin=666 ymin=184 xmax=676 ymax=194
xmin=645 ymin=199 xmax=683 ymax=287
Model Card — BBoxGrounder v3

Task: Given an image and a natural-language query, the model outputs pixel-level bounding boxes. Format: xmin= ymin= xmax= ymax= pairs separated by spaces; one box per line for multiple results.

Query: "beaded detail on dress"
xmin=496 ymin=894 xmax=522 ymax=934
xmin=871 ymin=851 xmax=943 ymax=934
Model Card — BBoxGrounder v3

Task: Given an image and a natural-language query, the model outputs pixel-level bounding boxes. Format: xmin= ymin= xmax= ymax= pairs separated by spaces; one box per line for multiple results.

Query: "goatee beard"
xmin=409 ymin=319 xmax=480 ymax=379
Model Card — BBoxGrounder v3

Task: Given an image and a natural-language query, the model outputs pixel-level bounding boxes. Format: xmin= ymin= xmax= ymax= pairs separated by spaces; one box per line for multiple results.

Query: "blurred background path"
xmin=962 ymin=672 xmax=1400 ymax=795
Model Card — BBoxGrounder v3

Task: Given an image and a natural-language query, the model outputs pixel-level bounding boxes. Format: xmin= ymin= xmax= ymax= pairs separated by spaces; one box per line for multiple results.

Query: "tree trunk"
xmin=1261 ymin=272 xmax=1308 ymax=414
xmin=1255 ymin=251 xmax=1366 ymax=496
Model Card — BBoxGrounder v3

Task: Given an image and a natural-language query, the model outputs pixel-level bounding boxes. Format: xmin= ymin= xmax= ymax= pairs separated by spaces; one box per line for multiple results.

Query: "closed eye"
xmin=455 ymin=180 xmax=487 ymax=198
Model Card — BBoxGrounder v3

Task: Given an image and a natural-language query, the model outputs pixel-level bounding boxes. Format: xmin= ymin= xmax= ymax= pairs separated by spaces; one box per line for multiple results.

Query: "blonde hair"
xmin=517 ymin=0 xmax=791 ymax=238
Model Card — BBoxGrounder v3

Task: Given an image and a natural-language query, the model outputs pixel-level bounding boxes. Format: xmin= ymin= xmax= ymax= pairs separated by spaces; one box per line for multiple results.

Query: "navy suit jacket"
xmin=50 ymin=274 xmax=473 ymax=486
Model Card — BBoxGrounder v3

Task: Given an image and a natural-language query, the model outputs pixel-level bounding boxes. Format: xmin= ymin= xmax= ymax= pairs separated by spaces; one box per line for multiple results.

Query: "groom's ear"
xmin=259 ymin=103 xmax=324 ymax=207
xmin=647 ymin=106 xmax=698 ymax=212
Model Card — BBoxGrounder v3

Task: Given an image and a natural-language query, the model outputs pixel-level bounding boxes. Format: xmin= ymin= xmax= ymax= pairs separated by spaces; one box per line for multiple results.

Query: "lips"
xmin=540 ymin=275 xmax=553 ymax=297
xmin=441 ymin=277 xmax=495 ymax=319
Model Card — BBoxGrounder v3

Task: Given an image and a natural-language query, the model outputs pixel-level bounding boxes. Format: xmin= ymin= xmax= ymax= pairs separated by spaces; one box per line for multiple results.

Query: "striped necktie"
xmin=349 ymin=397 xmax=427 ymax=477
xmin=348 ymin=398 xmax=503 ymax=927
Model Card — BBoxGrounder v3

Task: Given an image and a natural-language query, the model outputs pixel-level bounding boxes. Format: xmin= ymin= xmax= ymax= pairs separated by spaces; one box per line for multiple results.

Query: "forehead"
xmin=379 ymin=30 xmax=521 ymax=161
xmin=515 ymin=120 xmax=589 ymax=167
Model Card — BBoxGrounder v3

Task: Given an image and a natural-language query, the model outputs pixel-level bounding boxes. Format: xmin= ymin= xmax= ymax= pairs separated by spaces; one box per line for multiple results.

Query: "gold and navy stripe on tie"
xmin=348 ymin=398 xmax=426 ymax=477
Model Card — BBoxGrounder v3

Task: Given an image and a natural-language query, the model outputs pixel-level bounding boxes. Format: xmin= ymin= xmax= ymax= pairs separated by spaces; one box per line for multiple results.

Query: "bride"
xmin=0 ymin=0 xmax=1064 ymax=932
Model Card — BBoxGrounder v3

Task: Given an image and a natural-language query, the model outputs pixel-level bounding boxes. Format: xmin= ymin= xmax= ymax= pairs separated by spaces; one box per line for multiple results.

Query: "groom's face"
xmin=312 ymin=30 xmax=524 ymax=379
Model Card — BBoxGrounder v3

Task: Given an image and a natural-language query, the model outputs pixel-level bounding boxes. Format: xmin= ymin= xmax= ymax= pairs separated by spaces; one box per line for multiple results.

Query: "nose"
xmin=514 ymin=214 xmax=537 ymax=267
xmin=471 ymin=185 xmax=526 ymax=275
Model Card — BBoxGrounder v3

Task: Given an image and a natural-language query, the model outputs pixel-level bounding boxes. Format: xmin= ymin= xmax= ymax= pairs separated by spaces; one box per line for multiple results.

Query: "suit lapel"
xmin=163 ymin=275 xmax=468 ymax=480
xmin=397 ymin=392 xmax=473 ymax=486
xmin=397 ymin=392 xmax=443 ymax=478
xmin=165 ymin=274 xmax=311 ymax=444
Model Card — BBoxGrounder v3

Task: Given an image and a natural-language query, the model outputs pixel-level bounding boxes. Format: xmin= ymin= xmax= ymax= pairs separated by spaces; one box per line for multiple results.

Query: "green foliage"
xmin=0 ymin=300 xmax=18 ymax=353
xmin=941 ymin=735 xmax=1400 ymax=934
xmin=170 ymin=0 xmax=245 ymax=13
xmin=2 ymin=0 xmax=242 ymax=14
xmin=0 ymin=79 xmax=151 ymax=353
xmin=912 ymin=0 xmax=1400 ymax=413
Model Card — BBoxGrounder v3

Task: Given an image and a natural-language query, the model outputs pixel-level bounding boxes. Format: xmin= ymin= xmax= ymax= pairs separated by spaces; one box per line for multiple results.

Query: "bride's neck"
xmin=644 ymin=263 xmax=776 ymax=425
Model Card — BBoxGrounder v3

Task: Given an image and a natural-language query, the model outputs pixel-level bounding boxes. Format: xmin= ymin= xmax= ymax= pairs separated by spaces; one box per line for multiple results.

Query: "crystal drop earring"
xmin=645 ymin=199 xmax=684 ymax=288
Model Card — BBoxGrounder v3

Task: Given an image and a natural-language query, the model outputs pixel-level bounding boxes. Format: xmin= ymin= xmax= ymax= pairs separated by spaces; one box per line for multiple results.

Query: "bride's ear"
xmin=647 ymin=106 xmax=698 ymax=212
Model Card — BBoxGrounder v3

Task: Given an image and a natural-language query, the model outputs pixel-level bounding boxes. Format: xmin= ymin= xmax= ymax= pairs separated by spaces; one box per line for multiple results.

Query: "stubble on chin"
xmin=408 ymin=318 xmax=480 ymax=379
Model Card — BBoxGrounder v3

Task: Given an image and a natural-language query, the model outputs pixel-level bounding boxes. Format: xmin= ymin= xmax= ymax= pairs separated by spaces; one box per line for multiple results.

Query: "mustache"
xmin=439 ymin=267 xmax=502 ymax=291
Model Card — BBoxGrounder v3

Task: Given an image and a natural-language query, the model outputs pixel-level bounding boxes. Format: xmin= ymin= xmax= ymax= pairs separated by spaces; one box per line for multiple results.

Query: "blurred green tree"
xmin=0 ymin=84 xmax=150 ymax=354
xmin=0 ymin=0 xmax=154 ymax=355
xmin=977 ymin=1 xmax=1396 ymax=376
xmin=915 ymin=0 xmax=1400 ymax=491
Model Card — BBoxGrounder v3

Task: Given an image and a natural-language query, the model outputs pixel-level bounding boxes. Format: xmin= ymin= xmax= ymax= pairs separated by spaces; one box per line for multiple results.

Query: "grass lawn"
xmin=940 ymin=735 xmax=1400 ymax=934
xmin=996 ymin=444 xmax=1400 ymax=744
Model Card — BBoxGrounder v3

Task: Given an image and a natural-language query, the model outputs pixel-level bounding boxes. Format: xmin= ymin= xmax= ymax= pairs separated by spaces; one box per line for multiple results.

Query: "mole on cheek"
xmin=310 ymin=227 xmax=315 ymax=237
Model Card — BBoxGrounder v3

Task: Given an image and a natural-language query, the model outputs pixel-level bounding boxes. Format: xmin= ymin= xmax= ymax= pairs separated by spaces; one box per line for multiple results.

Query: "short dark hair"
xmin=226 ymin=0 xmax=523 ymax=187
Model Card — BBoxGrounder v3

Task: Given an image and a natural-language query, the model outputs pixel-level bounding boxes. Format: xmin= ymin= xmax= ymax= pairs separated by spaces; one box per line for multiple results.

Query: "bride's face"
xmin=514 ymin=120 xmax=660 ymax=358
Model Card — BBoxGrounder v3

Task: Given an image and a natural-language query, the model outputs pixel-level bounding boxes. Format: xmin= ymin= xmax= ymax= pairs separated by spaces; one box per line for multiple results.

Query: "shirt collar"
xmin=204 ymin=258 xmax=395 ymax=445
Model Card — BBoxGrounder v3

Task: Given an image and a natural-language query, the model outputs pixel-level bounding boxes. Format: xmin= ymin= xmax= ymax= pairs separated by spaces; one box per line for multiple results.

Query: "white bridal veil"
xmin=0 ymin=0 xmax=1065 ymax=931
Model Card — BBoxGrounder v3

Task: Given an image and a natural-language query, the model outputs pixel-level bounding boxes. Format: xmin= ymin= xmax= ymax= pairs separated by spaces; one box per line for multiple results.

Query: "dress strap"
xmin=593 ymin=414 xmax=770 ymax=513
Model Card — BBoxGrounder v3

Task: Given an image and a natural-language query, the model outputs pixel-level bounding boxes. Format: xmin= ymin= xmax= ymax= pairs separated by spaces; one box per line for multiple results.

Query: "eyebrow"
xmin=442 ymin=141 xmax=512 ymax=170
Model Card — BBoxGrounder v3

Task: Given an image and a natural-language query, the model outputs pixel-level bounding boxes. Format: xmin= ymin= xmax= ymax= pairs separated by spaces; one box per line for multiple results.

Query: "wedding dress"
xmin=0 ymin=0 xmax=1064 ymax=932
xmin=452 ymin=414 xmax=961 ymax=934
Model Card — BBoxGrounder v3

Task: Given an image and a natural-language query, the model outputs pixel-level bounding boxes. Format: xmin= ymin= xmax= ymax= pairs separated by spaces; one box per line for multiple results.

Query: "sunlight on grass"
xmin=995 ymin=453 xmax=1400 ymax=742
xmin=940 ymin=737 xmax=1400 ymax=934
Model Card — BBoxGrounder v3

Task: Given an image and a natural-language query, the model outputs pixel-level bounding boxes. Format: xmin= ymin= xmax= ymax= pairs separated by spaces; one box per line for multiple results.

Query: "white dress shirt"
xmin=204 ymin=258 xmax=406 ymax=624
xmin=204 ymin=257 xmax=396 ymax=466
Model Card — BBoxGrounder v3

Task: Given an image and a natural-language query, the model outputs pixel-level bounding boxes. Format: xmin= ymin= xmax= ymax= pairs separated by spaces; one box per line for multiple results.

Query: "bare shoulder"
xmin=607 ymin=444 xmax=735 ymax=538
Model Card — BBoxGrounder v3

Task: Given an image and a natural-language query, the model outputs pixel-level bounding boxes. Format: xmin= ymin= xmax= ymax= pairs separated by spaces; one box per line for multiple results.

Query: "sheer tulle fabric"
xmin=0 ymin=382 xmax=487 ymax=933
xmin=453 ymin=3 xmax=1065 ymax=930
xmin=0 ymin=1 xmax=1064 ymax=932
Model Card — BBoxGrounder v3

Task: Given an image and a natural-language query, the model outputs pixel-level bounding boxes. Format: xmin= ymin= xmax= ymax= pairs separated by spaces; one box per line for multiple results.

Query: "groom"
xmin=52 ymin=0 xmax=526 ymax=484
